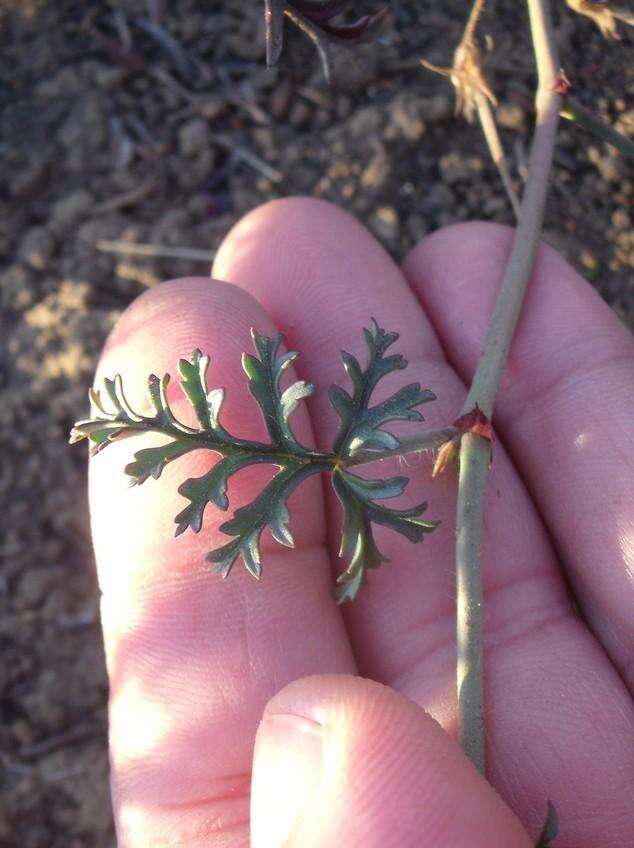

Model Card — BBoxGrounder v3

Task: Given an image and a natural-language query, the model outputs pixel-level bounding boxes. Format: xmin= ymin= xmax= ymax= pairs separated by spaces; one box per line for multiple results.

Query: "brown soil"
xmin=0 ymin=2 xmax=632 ymax=845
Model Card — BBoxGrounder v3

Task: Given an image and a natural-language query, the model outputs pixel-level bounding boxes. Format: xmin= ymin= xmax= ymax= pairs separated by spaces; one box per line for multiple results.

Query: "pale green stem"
xmin=455 ymin=0 xmax=561 ymax=775
xmin=456 ymin=432 xmax=488 ymax=771
xmin=347 ymin=427 xmax=459 ymax=468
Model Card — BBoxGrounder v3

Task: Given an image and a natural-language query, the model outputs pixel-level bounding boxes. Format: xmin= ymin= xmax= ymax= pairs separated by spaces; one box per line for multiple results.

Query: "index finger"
xmin=89 ymin=278 xmax=355 ymax=846
xmin=403 ymin=222 xmax=634 ymax=688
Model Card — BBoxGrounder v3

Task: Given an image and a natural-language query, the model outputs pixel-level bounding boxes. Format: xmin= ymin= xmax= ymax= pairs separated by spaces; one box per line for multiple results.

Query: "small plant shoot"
xmin=71 ymin=320 xmax=439 ymax=603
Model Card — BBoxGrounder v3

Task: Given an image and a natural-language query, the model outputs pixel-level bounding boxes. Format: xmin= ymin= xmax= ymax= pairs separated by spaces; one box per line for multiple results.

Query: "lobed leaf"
xmin=178 ymin=349 xmax=214 ymax=430
xmin=206 ymin=461 xmax=324 ymax=578
xmin=332 ymin=468 xmax=438 ymax=602
xmin=177 ymin=349 xmax=235 ymax=443
xmin=174 ymin=453 xmax=277 ymax=535
xmin=125 ymin=440 xmax=196 ymax=486
xmin=72 ymin=321 xmax=439 ymax=601
xmin=329 ymin=319 xmax=435 ymax=458
xmin=242 ymin=329 xmax=314 ymax=453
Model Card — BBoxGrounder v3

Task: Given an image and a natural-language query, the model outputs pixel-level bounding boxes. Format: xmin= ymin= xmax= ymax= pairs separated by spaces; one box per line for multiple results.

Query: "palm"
xmin=90 ymin=199 xmax=634 ymax=847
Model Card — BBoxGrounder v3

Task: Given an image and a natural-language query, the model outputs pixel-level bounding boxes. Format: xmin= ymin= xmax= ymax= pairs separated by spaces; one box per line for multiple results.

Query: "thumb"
xmin=250 ymin=674 xmax=532 ymax=848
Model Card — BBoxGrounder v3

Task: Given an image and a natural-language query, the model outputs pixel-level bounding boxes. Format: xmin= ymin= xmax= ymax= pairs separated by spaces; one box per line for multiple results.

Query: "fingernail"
xmin=251 ymin=712 xmax=323 ymax=848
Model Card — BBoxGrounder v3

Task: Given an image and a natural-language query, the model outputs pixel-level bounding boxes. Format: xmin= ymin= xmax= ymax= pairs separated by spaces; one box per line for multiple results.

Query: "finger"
xmin=212 ymin=198 xmax=634 ymax=845
xmin=90 ymin=278 xmax=355 ymax=846
xmin=251 ymin=674 xmax=532 ymax=848
xmin=403 ymin=222 xmax=634 ymax=688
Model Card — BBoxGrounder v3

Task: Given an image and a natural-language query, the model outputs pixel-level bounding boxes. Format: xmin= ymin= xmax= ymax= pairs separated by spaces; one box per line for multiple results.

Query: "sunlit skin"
xmin=89 ymin=198 xmax=634 ymax=848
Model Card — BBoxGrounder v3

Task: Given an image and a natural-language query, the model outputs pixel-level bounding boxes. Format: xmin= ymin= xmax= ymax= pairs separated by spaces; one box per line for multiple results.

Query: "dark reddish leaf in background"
xmin=264 ymin=1 xmax=388 ymax=70
xmin=318 ymin=7 xmax=389 ymax=43
xmin=292 ymin=0 xmax=350 ymax=23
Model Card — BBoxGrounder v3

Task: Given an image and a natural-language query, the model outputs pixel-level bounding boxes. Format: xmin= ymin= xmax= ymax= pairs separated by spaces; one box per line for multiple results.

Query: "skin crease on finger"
xmin=88 ymin=199 xmax=633 ymax=846
xmin=211 ymin=197 xmax=634 ymax=847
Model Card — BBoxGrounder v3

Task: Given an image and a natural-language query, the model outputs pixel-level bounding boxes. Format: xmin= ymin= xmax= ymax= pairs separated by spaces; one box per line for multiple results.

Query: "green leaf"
xmin=177 ymin=349 xmax=233 ymax=442
xmin=174 ymin=453 xmax=275 ymax=534
xmin=332 ymin=468 xmax=439 ymax=602
xmin=125 ymin=440 xmax=196 ymax=486
xmin=329 ymin=319 xmax=435 ymax=457
xmin=71 ymin=321 xmax=440 ymax=601
xmin=69 ymin=369 xmax=197 ymax=454
xmin=242 ymin=329 xmax=314 ymax=453
xmin=70 ymin=378 xmax=148 ymax=453
xmin=103 ymin=375 xmax=143 ymax=424
xmin=146 ymin=373 xmax=185 ymax=431
xmin=69 ymin=418 xmax=128 ymax=447
xmin=178 ymin=349 xmax=213 ymax=430
xmin=206 ymin=461 xmax=323 ymax=578
xmin=535 ymin=802 xmax=558 ymax=847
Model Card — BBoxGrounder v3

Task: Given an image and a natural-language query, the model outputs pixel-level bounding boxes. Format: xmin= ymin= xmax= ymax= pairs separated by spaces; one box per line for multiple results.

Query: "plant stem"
xmin=347 ymin=427 xmax=459 ymax=467
xmin=455 ymin=432 xmax=488 ymax=771
xmin=455 ymin=0 xmax=561 ymax=775
xmin=476 ymin=92 xmax=521 ymax=220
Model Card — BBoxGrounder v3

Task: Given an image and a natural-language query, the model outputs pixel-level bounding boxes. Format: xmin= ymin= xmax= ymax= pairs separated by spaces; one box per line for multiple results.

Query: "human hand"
xmin=89 ymin=199 xmax=634 ymax=847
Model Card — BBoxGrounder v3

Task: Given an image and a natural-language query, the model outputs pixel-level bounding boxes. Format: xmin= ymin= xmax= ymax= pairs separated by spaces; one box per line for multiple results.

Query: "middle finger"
xmin=212 ymin=198 xmax=634 ymax=845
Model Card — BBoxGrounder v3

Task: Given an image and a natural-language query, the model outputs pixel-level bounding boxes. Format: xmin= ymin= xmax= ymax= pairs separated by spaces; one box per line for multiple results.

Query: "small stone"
xmin=495 ymin=102 xmax=526 ymax=131
xmin=615 ymin=109 xmax=634 ymax=136
xmin=601 ymin=155 xmax=628 ymax=184
xmin=0 ymin=264 xmax=36 ymax=311
xmin=17 ymin=227 xmax=55 ymax=270
xmin=10 ymin=159 xmax=48 ymax=199
xmin=187 ymin=194 xmax=211 ymax=218
xmin=49 ymin=189 xmax=93 ymax=234
xmin=419 ymin=95 xmax=453 ymax=124
xmin=35 ymin=66 xmax=83 ymax=98
xmin=57 ymin=94 xmax=108 ymax=152
xmin=611 ymin=209 xmax=630 ymax=231
xmin=361 ymin=142 xmax=390 ymax=191
xmin=18 ymin=569 xmax=56 ymax=609
xmin=270 ymin=79 xmax=293 ymax=120
xmin=420 ymin=183 xmax=454 ymax=214
xmin=289 ymin=100 xmax=312 ymax=129
xmin=151 ymin=209 xmax=192 ymax=246
xmin=580 ymin=249 xmax=599 ymax=271
xmin=406 ymin=213 xmax=428 ymax=243
xmin=177 ymin=148 xmax=217 ymax=191
xmin=345 ymin=104 xmax=383 ymax=139
xmin=439 ymin=151 xmax=484 ymax=184
xmin=385 ymin=94 xmax=426 ymax=141
xmin=313 ymin=108 xmax=331 ymax=130
xmin=336 ymin=94 xmax=353 ymax=120
xmin=178 ymin=118 xmax=212 ymax=157
xmin=94 ymin=64 xmax=127 ymax=92
xmin=41 ymin=587 xmax=69 ymax=620
xmin=482 ymin=194 xmax=508 ymax=217
xmin=369 ymin=205 xmax=399 ymax=243
xmin=198 ymin=96 xmax=225 ymax=121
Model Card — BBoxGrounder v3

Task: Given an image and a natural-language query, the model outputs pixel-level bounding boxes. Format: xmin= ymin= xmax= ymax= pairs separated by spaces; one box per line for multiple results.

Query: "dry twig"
xmin=421 ymin=0 xmax=521 ymax=218
xmin=566 ymin=0 xmax=634 ymax=39
xmin=96 ymin=240 xmax=216 ymax=262
xmin=92 ymin=178 xmax=156 ymax=215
